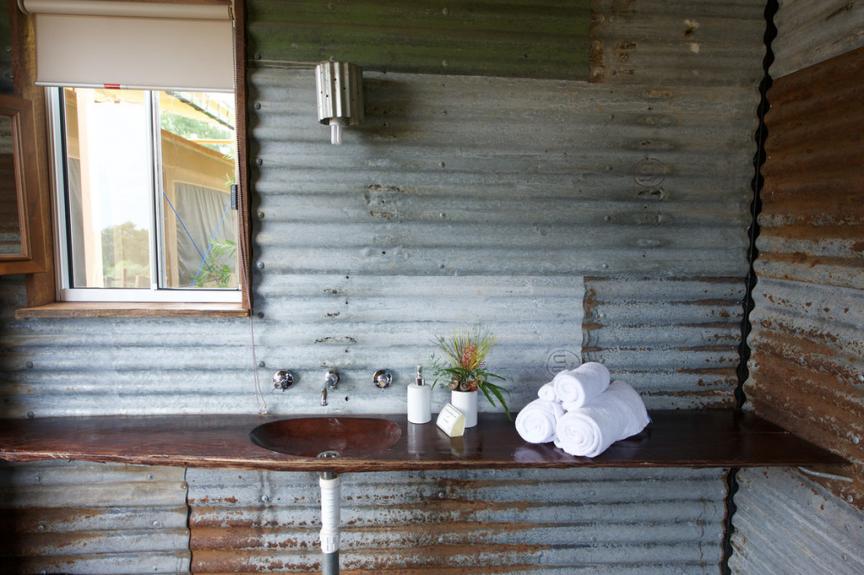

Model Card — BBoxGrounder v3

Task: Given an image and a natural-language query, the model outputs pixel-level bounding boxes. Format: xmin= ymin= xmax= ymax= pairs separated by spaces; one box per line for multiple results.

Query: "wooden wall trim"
xmin=12 ymin=0 xmax=252 ymax=310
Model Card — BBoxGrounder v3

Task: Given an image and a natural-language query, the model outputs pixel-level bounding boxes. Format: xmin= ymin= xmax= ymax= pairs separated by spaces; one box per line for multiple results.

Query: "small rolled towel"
xmin=553 ymin=362 xmax=610 ymax=408
xmin=515 ymin=399 xmax=564 ymax=444
xmin=537 ymin=382 xmax=557 ymax=402
xmin=555 ymin=382 xmax=649 ymax=457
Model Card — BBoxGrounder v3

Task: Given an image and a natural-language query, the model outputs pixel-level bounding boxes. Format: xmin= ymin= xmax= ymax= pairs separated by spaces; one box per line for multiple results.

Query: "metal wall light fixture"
xmin=315 ymin=61 xmax=364 ymax=145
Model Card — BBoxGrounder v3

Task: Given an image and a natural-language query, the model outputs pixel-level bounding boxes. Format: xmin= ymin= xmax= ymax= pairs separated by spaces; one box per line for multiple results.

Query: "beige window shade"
xmin=22 ymin=0 xmax=235 ymax=91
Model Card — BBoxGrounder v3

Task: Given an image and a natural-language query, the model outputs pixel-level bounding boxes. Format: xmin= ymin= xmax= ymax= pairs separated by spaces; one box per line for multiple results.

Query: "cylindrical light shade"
xmin=22 ymin=0 xmax=235 ymax=91
xmin=315 ymin=62 xmax=363 ymax=145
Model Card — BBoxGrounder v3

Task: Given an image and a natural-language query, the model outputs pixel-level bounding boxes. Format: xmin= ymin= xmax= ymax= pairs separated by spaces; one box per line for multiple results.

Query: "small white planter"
xmin=450 ymin=390 xmax=478 ymax=428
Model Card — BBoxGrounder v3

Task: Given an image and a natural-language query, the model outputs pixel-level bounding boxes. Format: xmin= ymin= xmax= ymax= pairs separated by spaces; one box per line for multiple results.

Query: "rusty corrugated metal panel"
xmin=0 ymin=461 xmax=189 ymax=574
xmin=730 ymin=468 xmax=864 ymax=574
xmin=188 ymin=467 xmax=728 ymax=573
xmin=745 ymin=46 xmax=864 ymax=507
xmin=771 ymin=0 xmax=864 ymax=79
xmin=248 ymin=0 xmax=592 ymax=79
xmin=583 ymin=278 xmax=744 ymax=409
xmin=590 ymin=0 xmax=766 ymax=85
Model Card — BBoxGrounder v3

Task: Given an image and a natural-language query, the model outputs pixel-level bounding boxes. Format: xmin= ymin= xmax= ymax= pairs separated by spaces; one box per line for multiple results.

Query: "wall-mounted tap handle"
xmin=272 ymin=370 xmax=295 ymax=391
xmin=373 ymin=369 xmax=392 ymax=389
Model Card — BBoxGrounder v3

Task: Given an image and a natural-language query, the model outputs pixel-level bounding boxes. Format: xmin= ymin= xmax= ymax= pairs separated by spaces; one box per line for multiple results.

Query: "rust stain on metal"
xmin=748 ymin=47 xmax=864 ymax=509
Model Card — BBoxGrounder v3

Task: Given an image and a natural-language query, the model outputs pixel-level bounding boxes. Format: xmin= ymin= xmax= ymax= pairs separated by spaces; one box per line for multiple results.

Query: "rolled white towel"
xmin=537 ymin=382 xmax=557 ymax=402
xmin=553 ymin=362 xmax=610 ymax=408
xmin=604 ymin=381 xmax=650 ymax=437
xmin=515 ymin=399 xmax=564 ymax=444
xmin=555 ymin=381 xmax=649 ymax=457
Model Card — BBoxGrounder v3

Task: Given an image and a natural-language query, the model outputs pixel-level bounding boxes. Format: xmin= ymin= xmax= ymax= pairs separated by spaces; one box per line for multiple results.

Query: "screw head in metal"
xmin=256 ymin=261 xmax=265 ymax=270
xmin=258 ymin=360 xmax=266 ymax=368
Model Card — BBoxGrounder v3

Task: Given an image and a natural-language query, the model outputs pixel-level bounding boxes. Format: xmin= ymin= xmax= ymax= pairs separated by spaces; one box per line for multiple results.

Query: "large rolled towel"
xmin=515 ymin=399 xmax=564 ymax=444
xmin=604 ymin=381 xmax=650 ymax=437
xmin=555 ymin=382 xmax=649 ymax=457
xmin=537 ymin=382 xmax=557 ymax=402
xmin=553 ymin=362 xmax=610 ymax=408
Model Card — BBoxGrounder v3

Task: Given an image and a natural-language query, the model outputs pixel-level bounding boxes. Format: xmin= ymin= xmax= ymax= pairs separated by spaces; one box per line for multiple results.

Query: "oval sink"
xmin=250 ymin=417 xmax=402 ymax=458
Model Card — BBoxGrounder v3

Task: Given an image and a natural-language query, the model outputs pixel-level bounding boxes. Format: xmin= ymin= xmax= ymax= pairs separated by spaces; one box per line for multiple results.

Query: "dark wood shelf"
xmin=0 ymin=411 xmax=846 ymax=473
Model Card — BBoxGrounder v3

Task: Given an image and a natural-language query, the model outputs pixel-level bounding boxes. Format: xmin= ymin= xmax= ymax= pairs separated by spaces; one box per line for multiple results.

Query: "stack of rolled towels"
xmin=515 ymin=362 xmax=649 ymax=457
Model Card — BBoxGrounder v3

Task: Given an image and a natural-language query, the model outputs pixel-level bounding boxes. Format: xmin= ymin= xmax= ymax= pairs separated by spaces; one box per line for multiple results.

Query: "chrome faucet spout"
xmin=321 ymin=369 xmax=339 ymax=407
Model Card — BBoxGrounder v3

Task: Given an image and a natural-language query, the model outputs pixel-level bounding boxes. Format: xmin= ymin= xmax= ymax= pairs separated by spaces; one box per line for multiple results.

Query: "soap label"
xmin=436 ymin=403 xmax=466 ymax=438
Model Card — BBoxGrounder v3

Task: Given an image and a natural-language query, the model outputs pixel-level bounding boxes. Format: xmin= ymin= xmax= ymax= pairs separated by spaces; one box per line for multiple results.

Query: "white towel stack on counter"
xmin=515 ymin=362 xmax=650 ymax=458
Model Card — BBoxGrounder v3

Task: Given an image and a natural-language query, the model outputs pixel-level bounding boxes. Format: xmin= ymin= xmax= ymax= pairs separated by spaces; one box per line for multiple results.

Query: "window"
xmin=49 ymin=87 xmax=241 ymax=302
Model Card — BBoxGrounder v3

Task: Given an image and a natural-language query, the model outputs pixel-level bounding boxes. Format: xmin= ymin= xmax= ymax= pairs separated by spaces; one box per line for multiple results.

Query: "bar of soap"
xmin=436 ymin=403 xmax=465 ymax=438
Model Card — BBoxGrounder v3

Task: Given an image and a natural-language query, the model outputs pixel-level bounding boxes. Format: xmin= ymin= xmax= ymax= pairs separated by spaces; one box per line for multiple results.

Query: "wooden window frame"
xmin=14 ymin=0 xmax=251 ymax=319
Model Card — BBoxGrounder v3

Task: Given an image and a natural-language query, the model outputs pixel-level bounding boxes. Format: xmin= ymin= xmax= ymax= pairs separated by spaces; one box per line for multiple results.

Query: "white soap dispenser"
xmin=407 ymin=365 xmax=432 ymax=424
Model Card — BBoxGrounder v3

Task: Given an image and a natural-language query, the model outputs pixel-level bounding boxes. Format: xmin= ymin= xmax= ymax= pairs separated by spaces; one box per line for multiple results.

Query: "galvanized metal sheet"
xmin=0 ymin=461 xmax=189 ymax=574
xmin=251 ymin=67 xmax=756 ymax=278
xmin=248 ymin=0 xmax=592 ymax=79
xmin=771 ymin=0 xmax=864 ymax=79
xmin=746 ymin=46 xmax=864 ymax=507
xmin=255 ymin=274 xmax=584 ymax=415
xmin=591 ymin=0 xmax=766 ymax=86
xmin=583 ymin=278 xmax=744 ymax=409
xmin=730 ymin=468 xmax=864 ymax=575
xmin=188 ymin=466 xmax=728 ymax=573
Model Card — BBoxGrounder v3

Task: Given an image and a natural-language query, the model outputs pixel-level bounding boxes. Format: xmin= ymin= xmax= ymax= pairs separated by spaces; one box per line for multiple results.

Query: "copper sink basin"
xmin=250 ymin=417 xmax=402 ymax=458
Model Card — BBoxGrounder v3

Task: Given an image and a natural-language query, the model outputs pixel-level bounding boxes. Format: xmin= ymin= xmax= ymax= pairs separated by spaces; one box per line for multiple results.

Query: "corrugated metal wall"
xmin=583 ymin=278 xmax=744 ymax=409
xmin=745 ymin=42 xmax=864 ymax=501
xmin=730 ymin=1 xmax=864 ymax=573
xmin=770 ymin=0 xmax=864 ymax=78
xmin=187 ymin=467 xmax=727 ymax=574
xmin=730 ymin=468 xmax=864 ymax=574
xmin=248 ymin=0 xmax=593 ymax=79
xmin=0 ymin=461 xmax=189 ymax=573
xmin=0 ymin=0 xmax=767 ymax=572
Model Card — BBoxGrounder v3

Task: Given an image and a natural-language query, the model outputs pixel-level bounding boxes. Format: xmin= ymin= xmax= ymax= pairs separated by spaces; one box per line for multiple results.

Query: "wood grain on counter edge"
xmin=0 ymin=411 xmax=847 ymax=473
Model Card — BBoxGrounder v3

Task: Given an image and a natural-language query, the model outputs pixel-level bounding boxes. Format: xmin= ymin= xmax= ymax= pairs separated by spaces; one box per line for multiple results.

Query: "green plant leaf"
xmin=483 ymin=381 xmax=512 ymax=420
xmin=479 ymin=383 xmax=498 ymax=408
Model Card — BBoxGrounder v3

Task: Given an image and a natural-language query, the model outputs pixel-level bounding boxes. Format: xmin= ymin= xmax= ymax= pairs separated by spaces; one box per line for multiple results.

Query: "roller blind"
xmin=22 ymin=0 xmax=234 ymax=91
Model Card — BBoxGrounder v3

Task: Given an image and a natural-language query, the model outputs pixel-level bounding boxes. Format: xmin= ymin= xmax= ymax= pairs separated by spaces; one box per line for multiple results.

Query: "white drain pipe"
xmin=319 ymin=473 xmax=341 ymax=575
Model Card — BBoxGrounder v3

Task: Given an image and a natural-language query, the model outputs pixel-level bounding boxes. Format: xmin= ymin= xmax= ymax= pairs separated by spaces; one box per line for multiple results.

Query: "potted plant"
xmin=432 ymin=327 xmax=510 ymax=427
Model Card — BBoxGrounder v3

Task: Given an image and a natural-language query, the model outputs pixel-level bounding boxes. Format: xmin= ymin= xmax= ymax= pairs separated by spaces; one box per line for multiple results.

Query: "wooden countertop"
xmin=0 ymin=411 xmax=846 ymax=473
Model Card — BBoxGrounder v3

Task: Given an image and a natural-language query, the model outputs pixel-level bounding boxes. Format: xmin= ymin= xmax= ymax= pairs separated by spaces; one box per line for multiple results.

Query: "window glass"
xmin=63 ymin=88 xmax=152 ymax=288
xmin=58 ymin=88 xmax=239 ymax=295
xmin=157 ymin=91 xmax=238 ymax=289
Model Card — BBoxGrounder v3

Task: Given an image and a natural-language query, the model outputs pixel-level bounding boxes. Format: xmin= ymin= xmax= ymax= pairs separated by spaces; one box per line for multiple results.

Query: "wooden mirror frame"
xmin=0 ymin=93 xmax=47 ymax=275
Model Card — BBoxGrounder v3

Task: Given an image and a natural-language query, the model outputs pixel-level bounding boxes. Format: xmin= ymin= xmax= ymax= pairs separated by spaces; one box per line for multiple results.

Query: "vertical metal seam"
xmin=184 ymin=466 xmax=193 ymax=574
xmin=734 ymin=0 xmax=778 ymax=412
xmin=723 ymin=1 xmax=779 ymax=573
